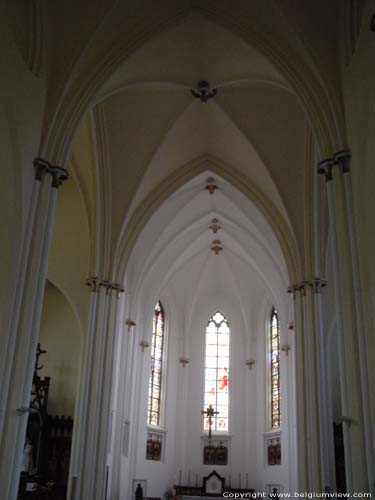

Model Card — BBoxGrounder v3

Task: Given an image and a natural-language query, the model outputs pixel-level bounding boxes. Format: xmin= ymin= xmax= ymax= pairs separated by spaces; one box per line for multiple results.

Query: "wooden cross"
xmin=202 ymin=404 xmax=219 ymax=441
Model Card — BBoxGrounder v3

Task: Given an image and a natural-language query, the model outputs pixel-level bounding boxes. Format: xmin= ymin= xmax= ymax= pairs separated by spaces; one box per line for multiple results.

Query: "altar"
xmin=175 ymin=470 xmax=254 ymax=498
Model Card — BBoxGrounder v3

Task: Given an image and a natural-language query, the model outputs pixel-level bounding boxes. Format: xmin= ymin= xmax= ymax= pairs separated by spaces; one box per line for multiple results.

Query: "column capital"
xmin=317 ymin=157 xmax=334 ymax=182
xmin=287 ymin=281 xmax=307 ymax=298
xmin=334 ymin=150 xmax=351 ymax=174
xmin=288 ymin=278 xmax=327 ymax=297
xmin=308 ymin=277 xmax=328 ymax=294
xmin=33 ymin=158 xmax=69 ymax=188
xmin=318 ymin=150 xmax=351 ymax=181
xmin=86 ymin=276 xmax=125 ymax=297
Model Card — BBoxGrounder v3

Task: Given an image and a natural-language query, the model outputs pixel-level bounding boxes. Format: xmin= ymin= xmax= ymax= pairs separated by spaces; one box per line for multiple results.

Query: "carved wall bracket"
xmin=126 ymin=319 xmax=136 ymax=331
xmin=140 ymin=340 xmax=149 ymax=352
xmin=281 ymin=344 xmax=291 ymax=356
xmin=179 ymin=356 xmax=190 ymax=367
xmin=246 ymin=359 xmax=255 ymax=370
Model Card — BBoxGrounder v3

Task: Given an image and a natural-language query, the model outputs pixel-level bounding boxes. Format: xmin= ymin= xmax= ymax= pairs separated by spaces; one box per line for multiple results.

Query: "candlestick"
xmin=246 ymin=473 xmax=248 ymax=488
xmin=239 ymin=472 xmax=242 ymax=488
xmin=229 ymin=474 xmax=231 ymax=488
xmin=179 ymin=470 xmax=182 ymax=485
xmin=188 ymin=470 xmax=191 ymax=486
xmin=195 ymin=474 xmax=198 ymax=486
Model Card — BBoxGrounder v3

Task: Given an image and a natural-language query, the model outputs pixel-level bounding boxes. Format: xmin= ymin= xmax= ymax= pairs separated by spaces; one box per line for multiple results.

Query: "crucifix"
xmin=202 ymin=404 xmax=219 ymax=442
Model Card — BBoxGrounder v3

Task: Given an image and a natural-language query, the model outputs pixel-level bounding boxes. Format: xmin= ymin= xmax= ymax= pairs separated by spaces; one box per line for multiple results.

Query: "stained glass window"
xmin=270 ymin=307 xmax=281 ymax=428
xmin=147 ymin=301 xmax=165 ymax=426
xmin=204 ymin=311 xmax=230 ymax=432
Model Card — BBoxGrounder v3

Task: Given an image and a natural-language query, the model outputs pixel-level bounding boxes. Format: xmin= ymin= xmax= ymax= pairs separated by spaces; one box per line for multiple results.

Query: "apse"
xmin=113 ymin=170 xmax=296 ymax=498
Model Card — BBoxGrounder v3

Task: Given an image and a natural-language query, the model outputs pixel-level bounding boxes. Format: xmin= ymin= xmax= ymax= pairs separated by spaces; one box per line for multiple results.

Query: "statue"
xmin=135 ymin=483 xmax=143 ymax=500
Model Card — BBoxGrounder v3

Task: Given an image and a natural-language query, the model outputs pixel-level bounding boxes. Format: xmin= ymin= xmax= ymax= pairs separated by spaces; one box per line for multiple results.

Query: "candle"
xmin=246 ymin=473 xmax=248 ymax=488
xmin=229 ymin=474 xmax=231 ymax=488
xmin=179 ymin=470 xmax=182 ymax=485
xmin=239 ymin=472 xmax=242 ymax=488
xmin=195 ymin=474 xmax=198 ymax=486
xmin=188 ymin=470 xmax=191 ymax=485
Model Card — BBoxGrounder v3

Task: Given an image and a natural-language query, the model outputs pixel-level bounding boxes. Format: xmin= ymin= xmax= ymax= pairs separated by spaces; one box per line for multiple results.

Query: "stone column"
xmin=335 ymin=151 xmax=375 ymax=494
xmin=318 ymin=153 xmax=368 ymax=492
xmin=288 ymin=283 xmax=308 ymax=491
xmin=68 ymin=277 xmax=124 ymax=500
xmin=0 ymin=159 xmax=68 ymax=500
xmin=289 ymin=280 xmax=324 ymax=492
xmin=309 ymin=278 xmax=335 ymax=492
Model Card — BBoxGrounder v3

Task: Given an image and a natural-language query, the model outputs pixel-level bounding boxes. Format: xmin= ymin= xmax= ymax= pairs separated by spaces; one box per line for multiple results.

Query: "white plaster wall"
xmin=118 ymin=288 xmax=293 ymax=498
xmin=38 ymin=281 xmax=81 ymax=416
xmin=131 ymin=298 xmax=180 ymax=499
xmin=254 ymin=304 xmax=292 ymax=494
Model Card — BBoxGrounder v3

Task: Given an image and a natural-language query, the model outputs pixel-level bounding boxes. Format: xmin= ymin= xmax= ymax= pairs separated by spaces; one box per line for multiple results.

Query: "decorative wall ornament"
xmin=126 ymin=319 xmax=136 ymax=331
xmin=146 ymin=430 xmax=164 ymax=461
xmin=139 ymin=340 xmax=149 ymax=352
xmin=265 ymin=435 xmax=281 ymax=465
xmin=211 ymin=240 xmax=223 ymax=255
xmin=209 ymin=218 xmax=221 ymax=234
xmin=179 ymin=356 xmax=190 ymax=367
xmin=205 ymin=177 xmax=219 ymax=195
xmin=191 ymin=81 xmax=217 ymax=102
xmin=281 ymin=344 xmax=291 ymax=356
xmin=288 ymin=322 xmax=294 ymax=331
xmin=203 ymin=441 xmax=228 ymax=466
xmin=246 ymin=359 xmax=255 ymax=370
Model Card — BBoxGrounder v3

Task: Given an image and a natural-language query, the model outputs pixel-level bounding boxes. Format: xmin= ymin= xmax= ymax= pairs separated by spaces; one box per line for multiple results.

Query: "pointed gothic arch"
xmin=40 ymin=8 xmax=345 ymax=168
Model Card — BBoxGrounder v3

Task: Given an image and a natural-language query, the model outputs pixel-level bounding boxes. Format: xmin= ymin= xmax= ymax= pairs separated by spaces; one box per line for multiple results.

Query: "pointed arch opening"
xmin=270 ymin=306 xmax=281 ymax=429
xmin=203 ymin=311 xmax=230 ymax=432
xmin=147 ymin=300 xmax=165 ymax=427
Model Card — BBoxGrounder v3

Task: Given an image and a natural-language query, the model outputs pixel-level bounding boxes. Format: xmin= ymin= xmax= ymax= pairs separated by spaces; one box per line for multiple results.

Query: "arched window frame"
xmin=203 ymin=310 xmax=231 ymax=433
xmin=147 ymin=300 xmax=167 ymax=428
xmin=268 ymin=306 xmax=281 ymax=430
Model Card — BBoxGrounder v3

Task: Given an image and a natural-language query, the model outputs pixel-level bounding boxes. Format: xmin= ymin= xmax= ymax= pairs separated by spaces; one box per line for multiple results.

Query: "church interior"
xmin=1 ymin=1 xmax=375 ymax=499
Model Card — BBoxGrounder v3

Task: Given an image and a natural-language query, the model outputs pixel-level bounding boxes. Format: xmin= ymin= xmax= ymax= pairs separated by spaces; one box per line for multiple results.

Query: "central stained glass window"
xmin=204 ymin=311 xmax=230 ymax=432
